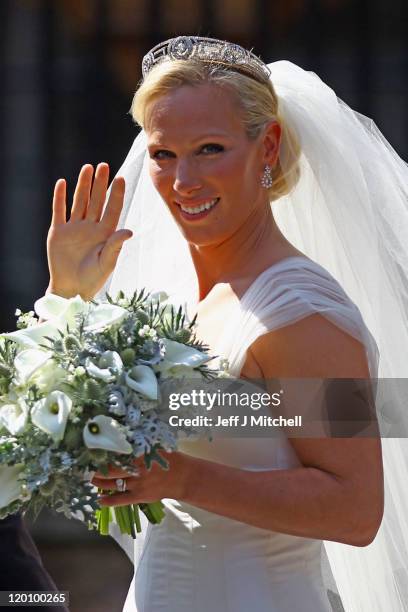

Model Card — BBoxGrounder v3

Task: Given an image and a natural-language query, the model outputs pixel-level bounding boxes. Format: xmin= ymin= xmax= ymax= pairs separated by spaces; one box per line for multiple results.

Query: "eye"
xmin=200 ymin=143 xmax=224 ymax=154
xmin=151 ymin=150 xmax=175 ymax=160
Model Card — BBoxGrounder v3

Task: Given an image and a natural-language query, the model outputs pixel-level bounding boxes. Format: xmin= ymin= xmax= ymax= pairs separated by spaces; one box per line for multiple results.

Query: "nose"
xmin=173 ymin=158 xmax=202 ymax=195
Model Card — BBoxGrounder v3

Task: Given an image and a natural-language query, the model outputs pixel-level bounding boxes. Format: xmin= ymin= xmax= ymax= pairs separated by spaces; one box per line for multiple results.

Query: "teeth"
xmin=179 ymin=198 xmax=218 ymax=214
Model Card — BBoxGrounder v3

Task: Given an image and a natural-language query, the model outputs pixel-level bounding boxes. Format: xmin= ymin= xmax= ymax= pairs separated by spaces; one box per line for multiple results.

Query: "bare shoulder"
xmin=250 ymin=312 xmax=370 ymax=379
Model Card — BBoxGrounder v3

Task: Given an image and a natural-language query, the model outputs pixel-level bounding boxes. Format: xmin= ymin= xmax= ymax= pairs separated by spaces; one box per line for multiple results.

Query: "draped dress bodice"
xmin=119 ymin=257 xmax=379 ymax=612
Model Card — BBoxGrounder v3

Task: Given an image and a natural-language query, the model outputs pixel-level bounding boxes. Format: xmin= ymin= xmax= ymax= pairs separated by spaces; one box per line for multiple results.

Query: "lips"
xmin=175 ymin=198 xmax=219 ymax=212
xmin=175 ymin=197 xmax=220 ymax=220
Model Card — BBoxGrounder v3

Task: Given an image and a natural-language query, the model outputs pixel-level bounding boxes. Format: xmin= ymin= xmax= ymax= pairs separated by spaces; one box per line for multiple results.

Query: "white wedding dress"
xmin=116 ymin=256 xmax=379 ymax=612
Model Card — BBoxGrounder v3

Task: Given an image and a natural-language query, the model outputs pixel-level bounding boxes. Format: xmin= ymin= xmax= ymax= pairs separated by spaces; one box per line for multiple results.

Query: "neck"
xmin=189 ymin=201 xmax=290 ymax=302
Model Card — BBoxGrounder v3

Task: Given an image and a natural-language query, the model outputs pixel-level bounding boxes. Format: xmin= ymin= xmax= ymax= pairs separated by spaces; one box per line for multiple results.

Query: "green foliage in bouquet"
xmin=0 ymin=289 xmax=227 ymax=539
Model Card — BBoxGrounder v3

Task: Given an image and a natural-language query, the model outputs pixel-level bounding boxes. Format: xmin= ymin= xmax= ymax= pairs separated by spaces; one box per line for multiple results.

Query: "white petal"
xmin=1 ymin=321 xmax=60 ymax=348
xmin=14 ymin=349 xmax=53 ymax=384
xmin=155 ymin=362 xmax=206 ymax=380
xmin=0 ymin=464 xmax=25 ymax=509
xmin=55 ymin=296 xmax=88 ymax=329
xmin=84 ymin=304 xmax=128 ymax=332
xmin=31 ymin=391 xmax=72 ymax=442
xmin=31 ymin=361 xmax=67 ymax=394
xmin=85 ymin=358 xmax=115 ymax=382
xmin=99 ymin=351 xmax=123 ymax=372
xmin=34 ymin=293 xmax=70 ymax=320
xmin=125 ymin=365 xmax=158 ymax=399
xmin=149 ymin=291 xmax=169 ymax=302
xmin=0 ymin=402 xmax=28 ymax=435
xmin=83 ymin=415 xmax=132 ymax=454
xmin=162 ymin=338 xmax=211 ymax=367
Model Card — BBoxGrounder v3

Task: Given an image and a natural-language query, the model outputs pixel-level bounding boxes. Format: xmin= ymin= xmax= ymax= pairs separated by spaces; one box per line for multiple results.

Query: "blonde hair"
xmin=131 ymin=60 xmax=301 ymax=201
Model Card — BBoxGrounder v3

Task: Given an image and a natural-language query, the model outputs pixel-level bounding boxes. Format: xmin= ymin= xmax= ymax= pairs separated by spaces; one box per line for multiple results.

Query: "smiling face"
xmin=145 ymin=82 xmax=278 ymax=247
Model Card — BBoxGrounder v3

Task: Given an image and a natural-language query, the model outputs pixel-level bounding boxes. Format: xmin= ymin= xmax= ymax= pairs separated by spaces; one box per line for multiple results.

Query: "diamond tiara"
xmin=141 ymin=36 xmax=271 ymax=85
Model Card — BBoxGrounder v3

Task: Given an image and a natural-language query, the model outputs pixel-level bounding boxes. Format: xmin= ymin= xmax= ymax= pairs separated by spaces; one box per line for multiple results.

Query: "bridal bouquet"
xmin=0 ymin=289 xmax=226 ymax=538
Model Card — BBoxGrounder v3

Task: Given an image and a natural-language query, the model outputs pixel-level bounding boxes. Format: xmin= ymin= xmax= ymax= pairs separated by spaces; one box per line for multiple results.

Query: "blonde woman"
xmin=46 ymin=37 xmax=408 ymax=611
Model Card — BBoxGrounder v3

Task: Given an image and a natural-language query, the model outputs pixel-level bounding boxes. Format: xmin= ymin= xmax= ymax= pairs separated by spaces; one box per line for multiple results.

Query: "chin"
xmin=184 ymin=224 xmax=236 ymax=248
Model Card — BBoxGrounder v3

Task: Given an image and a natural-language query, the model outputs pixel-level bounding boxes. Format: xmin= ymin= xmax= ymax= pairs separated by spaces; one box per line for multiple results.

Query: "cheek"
xmin=216 ymin=151 xmax=257 ymax=187
xmin=217 ymin=170 xmax=257 ymax=218
xmin=149 ymin=165 xmax=171 ymax=197
xmin=205 ymin=157 xmax=245 ymax=192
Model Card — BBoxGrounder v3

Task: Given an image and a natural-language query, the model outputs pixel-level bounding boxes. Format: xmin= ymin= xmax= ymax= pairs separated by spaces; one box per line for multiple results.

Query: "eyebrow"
xmin=147 ymin=132 xmax=231 ymax=148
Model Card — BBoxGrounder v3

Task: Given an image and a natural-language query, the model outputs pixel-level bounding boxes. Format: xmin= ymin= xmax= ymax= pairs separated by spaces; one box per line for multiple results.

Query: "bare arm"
xmin=95 ymin=312 xmax=384 ymax=545
xmin=178 ymin=314 xmax=384 ymax=546
xmin=179 ymin=439 xmax=381 ymax=546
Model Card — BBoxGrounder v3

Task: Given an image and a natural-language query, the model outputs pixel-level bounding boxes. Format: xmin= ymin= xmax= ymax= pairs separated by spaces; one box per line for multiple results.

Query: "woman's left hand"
xmin=91 ymin=450 xmax=192 ymax=507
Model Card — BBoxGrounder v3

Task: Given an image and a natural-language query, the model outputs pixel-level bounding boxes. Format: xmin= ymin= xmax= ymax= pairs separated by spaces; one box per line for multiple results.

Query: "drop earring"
xmin=261 ymin=165 xmax=273 ymax=188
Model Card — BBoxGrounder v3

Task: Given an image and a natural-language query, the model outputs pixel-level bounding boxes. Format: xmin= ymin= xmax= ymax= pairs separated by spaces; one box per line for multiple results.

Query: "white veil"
xmin=100 ymin=60 xmax=408 ymax=611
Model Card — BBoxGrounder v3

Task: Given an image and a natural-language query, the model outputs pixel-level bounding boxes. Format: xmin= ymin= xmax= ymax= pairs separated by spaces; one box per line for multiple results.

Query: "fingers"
xmin=97 ymin=492 xmax=136 ymax=507
xmin=92 ymin=478 xmax=128 ymax=490
xmin=91 ymin=478 xmax=114 ymax=490
xmin=87 ymin=163 xmax=110 ymax=222
xmin=92 ymin=476 xmax=138 ymax=506
xmin=51 ymin=179 xmax=66 ymax=226
xmin=70 ymin=164 xmax=94 ymax=221
xmin=93 ymin=466 xmax=131 ymax=480
xmin=100 ymin=176 xmax=126 ymax=230
xmin=99 ymin=228 xmax=133 ymax=275
xmin=93 ymin=457 xmax=143 ymax=480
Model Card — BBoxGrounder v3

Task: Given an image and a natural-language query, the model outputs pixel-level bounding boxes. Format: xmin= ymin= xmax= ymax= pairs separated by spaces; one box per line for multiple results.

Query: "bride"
xmin=45 ymin=37 xmax=408 ymax=611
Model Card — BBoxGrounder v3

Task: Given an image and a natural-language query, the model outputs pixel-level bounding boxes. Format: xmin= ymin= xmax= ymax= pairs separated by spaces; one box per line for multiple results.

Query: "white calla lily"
xmin=31 ymin=390 xmax=72 ymax=442
xmin=34 ymin=293 xmax=88 ymax=328
xmin=83 ymin=415 xmax=132 ymax=454
xmin=34 ymin=293 xmax=72 ymax=320
xmin=2 ymin=294 xmax=127 ymax=349
xmin=84 ymin=304 xmax=128 ymax=331
xmin=157 ymin=364 xmax=207 ymax=379
xmin=0 ymin=464 xmax=26 ymax=509
xmin=2 ymin=321 xmax=60 ymax=348
xmin=148 ymin=291 xmax=169 ymax=303
xmin=125 ymin=365 xmax=158 ymax=399
xmin=99 ymin=351 xmax=123 ymax=372
xmin=1 ymin=294 xmax=87 ymax=348
xmin=0 ymin=400 xmax=29 ymax=435
xmin=161 ymin=338 xmax=212 ymax=369
xmin=30 ymin=360 xmax=67 ymax=394
xmin=85 ymin=359 xmax=115 ymax=382
xmin=153 ymin=339 xmax=213 ymax=379
xmin=162 ymin=338 xmax=212 ymax=367
xmin=85 ymin=350 xmax=123 ymax=382
xmin=14 ymin=349 xmax=53 ymax=384
xmin=39 ymin=295 xmax=126 ymax=332
xmin=55 ymin=295 xmax=89 ymax=328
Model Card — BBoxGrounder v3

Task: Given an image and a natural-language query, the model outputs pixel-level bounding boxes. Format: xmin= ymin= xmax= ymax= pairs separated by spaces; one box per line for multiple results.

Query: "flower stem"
xmin=97 ymin=500 xmax=165 ymax=538
xmin=140 ymin=501 xmax=166 ymax=523
xmin=97 ymin=506 xmax=111 ymax=535
xmin=133 ymin=504 xmax=142 ymax=533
